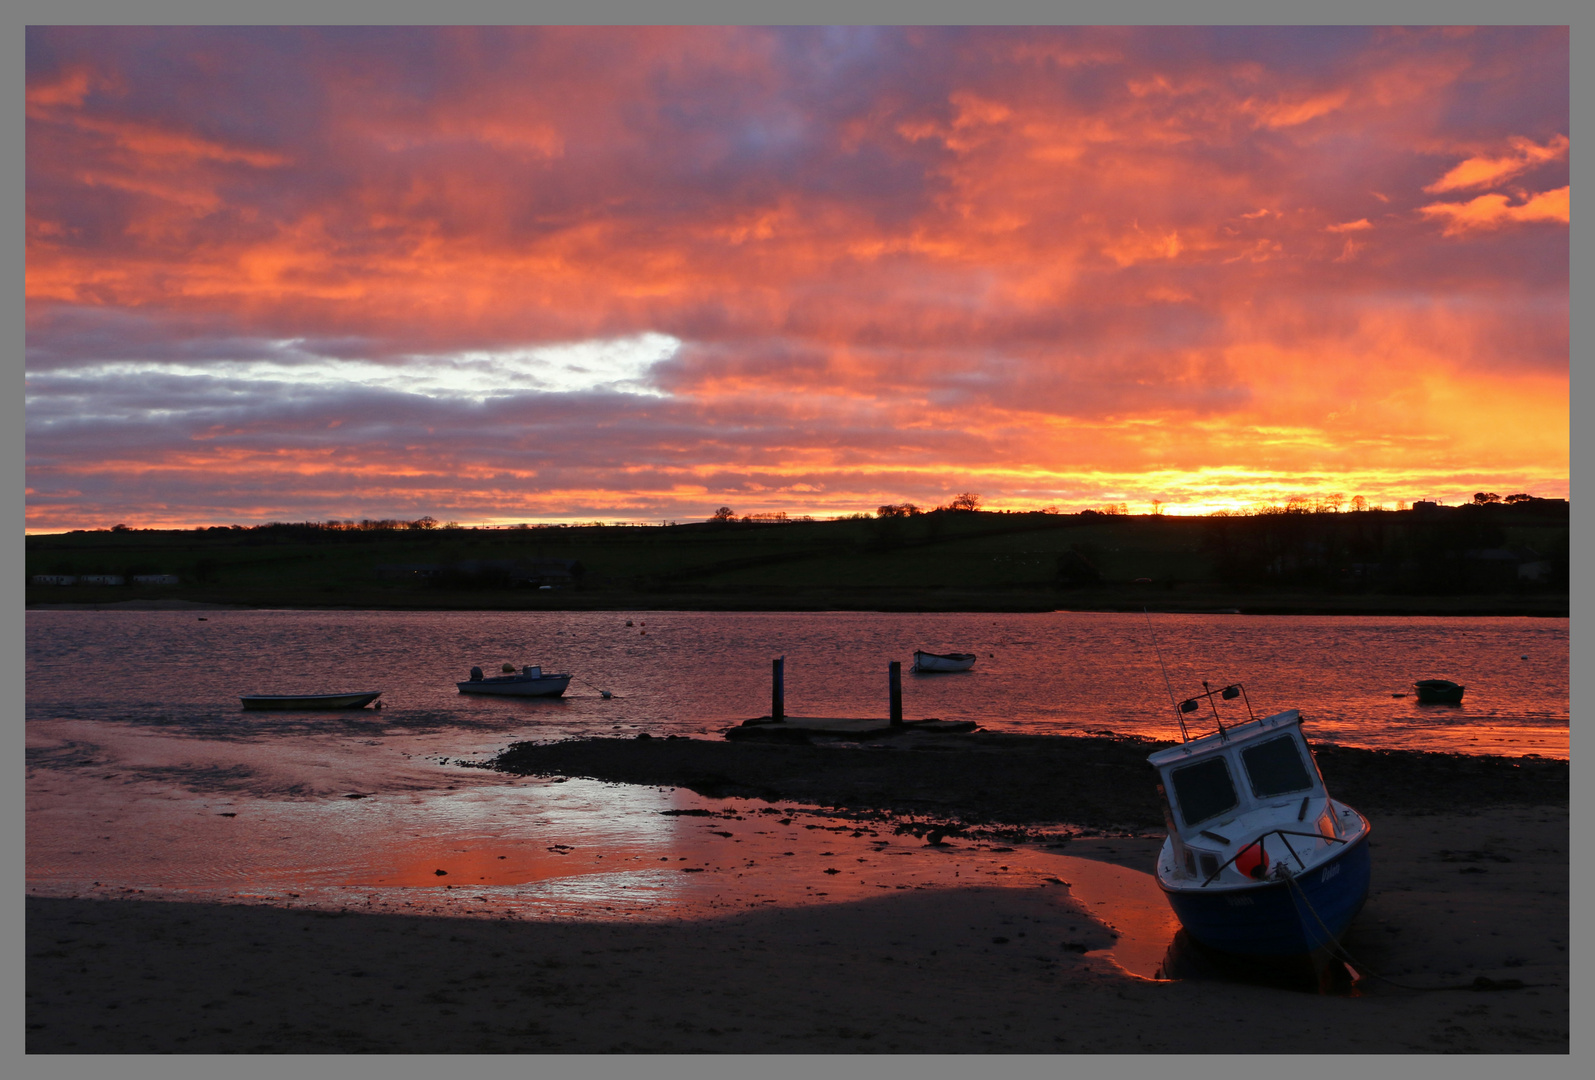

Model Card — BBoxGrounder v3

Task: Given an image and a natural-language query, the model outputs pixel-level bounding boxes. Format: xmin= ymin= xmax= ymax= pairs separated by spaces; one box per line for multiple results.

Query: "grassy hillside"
xmin=25 ymin=503 xmax=1569 ymax=615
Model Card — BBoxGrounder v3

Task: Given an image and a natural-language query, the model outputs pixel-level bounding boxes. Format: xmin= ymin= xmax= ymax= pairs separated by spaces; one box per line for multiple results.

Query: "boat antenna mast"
xmin=1201 ymin=681 xmax=1227 ymax=740
xmin=1142 ymin=607 xmax=1189 ymax=742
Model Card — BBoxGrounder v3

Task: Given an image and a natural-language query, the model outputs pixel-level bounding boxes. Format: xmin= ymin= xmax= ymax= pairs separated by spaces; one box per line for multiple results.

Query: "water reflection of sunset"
xmin=30 ymin=764 xmax=1183 ymax=979
xmin=25 ymin=27 xmax=1566 ymax=529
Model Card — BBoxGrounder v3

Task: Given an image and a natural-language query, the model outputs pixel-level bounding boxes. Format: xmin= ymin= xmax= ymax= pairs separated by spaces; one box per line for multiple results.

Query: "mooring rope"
xmin=1278 ymin=868 xmax=1537 ymax=993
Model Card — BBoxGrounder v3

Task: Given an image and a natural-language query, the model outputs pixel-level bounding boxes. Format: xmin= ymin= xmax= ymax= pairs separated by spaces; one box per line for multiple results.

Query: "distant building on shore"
xmin=31 ymin=572 xmax=178 ymax=586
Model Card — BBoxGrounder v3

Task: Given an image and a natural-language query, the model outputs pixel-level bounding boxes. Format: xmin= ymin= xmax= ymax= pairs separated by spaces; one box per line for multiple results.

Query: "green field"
xmin=25 ymin=505 xmax=1569 ymax=615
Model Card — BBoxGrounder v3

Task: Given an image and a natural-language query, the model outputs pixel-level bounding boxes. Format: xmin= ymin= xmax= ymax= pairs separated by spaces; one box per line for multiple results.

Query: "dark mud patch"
xmin=487 ymin=734 xmax=1567 ymax=830
xmin=1309 ymin=744 xmax=1567 ymax=814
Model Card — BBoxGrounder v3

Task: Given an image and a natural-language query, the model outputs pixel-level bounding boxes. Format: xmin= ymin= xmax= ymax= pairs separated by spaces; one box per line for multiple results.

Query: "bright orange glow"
xmin=25 ymin=28 xmax=1568 ymax=529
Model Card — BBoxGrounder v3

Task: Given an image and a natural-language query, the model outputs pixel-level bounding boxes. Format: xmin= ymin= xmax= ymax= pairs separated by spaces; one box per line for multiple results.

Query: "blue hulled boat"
xmin=1148 ymin=695 xmax=1371 ymax=958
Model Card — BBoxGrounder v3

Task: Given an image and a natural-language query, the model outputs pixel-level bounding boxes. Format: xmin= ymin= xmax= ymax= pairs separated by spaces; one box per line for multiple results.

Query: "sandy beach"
xmin=27 ymin=800 xmax=1566 ymax=1054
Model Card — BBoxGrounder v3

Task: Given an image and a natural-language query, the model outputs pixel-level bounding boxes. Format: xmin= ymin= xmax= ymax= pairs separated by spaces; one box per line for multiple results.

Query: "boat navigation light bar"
xmin=1180 ymin=680 xmax=1258 ymax=735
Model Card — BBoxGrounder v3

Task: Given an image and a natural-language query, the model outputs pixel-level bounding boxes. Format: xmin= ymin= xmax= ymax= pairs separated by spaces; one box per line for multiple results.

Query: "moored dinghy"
xmin=457 ymin=665 xmax=571 ymax=698
xmin=1148 ymin=685 xmax=1371 ymax=959
xmin=1413 ymin=678 xmax=1465 ymax=704
xmin=241 ymin=691 xmax=381 ymax=710
xmin=912 ymin=650 xmax=977 ymax=673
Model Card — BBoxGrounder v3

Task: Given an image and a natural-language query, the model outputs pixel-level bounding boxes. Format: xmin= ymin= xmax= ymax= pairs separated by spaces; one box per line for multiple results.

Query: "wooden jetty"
xmin=725 ymin=716 xmax=978 ymax=741
xmin=723 ymin=658 xmax=979 ymax=741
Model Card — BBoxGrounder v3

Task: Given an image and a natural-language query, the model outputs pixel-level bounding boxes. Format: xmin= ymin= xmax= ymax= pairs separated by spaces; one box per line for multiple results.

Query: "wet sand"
xmin=27 ymin=802 xmax=1566 ymax=1054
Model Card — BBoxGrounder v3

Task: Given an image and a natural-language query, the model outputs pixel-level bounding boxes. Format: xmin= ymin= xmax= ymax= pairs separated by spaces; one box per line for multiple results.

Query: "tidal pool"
xmin=27 ymin=717 xmax=1179 ymax=979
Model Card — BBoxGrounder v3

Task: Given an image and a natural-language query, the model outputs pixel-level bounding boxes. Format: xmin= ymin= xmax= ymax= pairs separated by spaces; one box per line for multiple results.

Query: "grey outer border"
xmin=12 ymin=4 xmax=1579 ymax=1080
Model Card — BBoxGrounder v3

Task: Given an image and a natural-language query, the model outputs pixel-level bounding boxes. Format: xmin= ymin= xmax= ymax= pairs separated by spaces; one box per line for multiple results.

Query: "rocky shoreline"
xmin=487 ymin=732 xmax=1569 ymax=832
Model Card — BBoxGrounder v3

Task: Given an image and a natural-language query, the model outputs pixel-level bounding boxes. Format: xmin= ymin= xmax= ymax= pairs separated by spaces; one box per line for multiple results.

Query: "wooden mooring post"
xmin=889 ymin=660 xmax=903 ymax=726
xmin=772 ymin=656 xmax=785 ymax=722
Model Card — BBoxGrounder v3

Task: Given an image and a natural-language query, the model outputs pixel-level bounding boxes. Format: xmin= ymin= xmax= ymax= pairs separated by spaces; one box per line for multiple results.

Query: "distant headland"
xmin=26 ymin=499 xmax=1569 ymax=616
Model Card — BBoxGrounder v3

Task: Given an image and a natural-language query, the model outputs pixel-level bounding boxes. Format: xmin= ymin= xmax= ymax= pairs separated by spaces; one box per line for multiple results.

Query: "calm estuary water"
xmin=26 ymin=609 xmax=1565 ymax=978
xmin=27 ymin=609 xmax=1568 ymax=755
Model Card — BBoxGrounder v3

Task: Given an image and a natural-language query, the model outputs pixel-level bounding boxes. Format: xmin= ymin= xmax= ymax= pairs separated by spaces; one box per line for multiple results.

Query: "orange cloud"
xmin=1243 ymin=88 xmax=1350 ymax=129
xmin=1419 ymin=186 xmax=1569 ymax=236
xmin=1102 ymin=225 xmax=1183 ymax=267
xmin=24 ymin=27 xmax=1569 ymax=529
xmin=1424 ymin=134 xmax=1568 ymax=193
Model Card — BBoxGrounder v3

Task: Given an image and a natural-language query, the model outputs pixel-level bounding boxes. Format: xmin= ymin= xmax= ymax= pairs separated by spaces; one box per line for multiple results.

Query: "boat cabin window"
xmin=1240 ymin=735 xmax=1315 ymax=798
xmin=1169 ymin=757 xmax=1238 ymax=828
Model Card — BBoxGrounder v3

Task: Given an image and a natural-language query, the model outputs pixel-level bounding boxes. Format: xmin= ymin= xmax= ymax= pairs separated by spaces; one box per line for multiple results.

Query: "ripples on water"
xmin=26 ymin=609 xmax=1565 ymax=976
xmin=26 ymin=609 xmax=1568 ymax=755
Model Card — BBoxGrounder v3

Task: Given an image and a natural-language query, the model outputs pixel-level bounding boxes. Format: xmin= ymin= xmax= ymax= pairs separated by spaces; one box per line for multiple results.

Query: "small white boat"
xmin=912 ymin=650 xmax=977 ymax=673
xmin=457 ymin=665 xmax=571 ymax=698
xmin=241 ymin=691 xmax=381 ymax=710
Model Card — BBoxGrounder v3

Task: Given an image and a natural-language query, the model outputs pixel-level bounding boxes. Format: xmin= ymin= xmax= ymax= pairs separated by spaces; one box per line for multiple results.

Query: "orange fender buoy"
xmin=1234 ymin=840 xmax=1270 ymax=880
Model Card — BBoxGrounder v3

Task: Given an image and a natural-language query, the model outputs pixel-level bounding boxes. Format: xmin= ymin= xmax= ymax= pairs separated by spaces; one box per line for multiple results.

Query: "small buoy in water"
xmin=1521 ymin=655 xmax=1529 ymax=660
xmin=601 ymin=690 xmax=613 ymax=699
xmin=198 ymin=617 xmax=207 ymax=621
xmin=373 ymin=701 xmax=382 ymax=710
xmin=502 ymin=663 xmax=516 ymax=673
xmin=626 ymin=620 xmax=633 ymax=627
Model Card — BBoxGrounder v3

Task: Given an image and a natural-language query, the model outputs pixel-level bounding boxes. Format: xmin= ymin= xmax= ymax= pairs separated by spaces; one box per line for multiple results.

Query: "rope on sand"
xmin=1280 ymin=867 xmax=1539 ymax=993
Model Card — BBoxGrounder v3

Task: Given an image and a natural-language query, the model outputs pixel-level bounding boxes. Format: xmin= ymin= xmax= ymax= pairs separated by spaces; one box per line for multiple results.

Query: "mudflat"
xmin=27 ymin=802 xmax=1567 ymax=1054
xmin=487 ymin=733 xmax=1570 ymax=832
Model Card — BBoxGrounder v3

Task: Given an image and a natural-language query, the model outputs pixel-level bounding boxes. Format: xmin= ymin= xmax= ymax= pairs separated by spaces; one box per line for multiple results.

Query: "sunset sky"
xmin=25 ymin=26 xmax=1569 ymax=531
